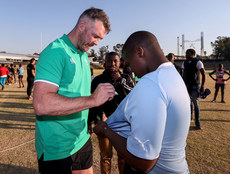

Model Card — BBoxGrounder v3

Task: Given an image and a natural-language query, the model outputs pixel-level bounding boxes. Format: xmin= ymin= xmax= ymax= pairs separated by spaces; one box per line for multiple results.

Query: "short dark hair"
xmin=186 ymin=49 xmax=196 ymax=56
xmin=105 ymin=52 xmax=120 ymax=61
xmin=167 ymin=53 xmax=174 ymax=61
xmin=30 ymin=58 xmax=35 ymax=63
xmin=122 ymin=31 xmax=160 ymax=59
xmin=79 ymin=7 xmax=111 ymax=34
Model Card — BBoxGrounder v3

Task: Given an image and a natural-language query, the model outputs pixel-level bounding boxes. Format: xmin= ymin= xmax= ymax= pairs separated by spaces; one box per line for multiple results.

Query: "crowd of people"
xmin=0 ymin=59 xmax=36 ymax=100
xmin=1 ymin=7 xmax=229 ymax=174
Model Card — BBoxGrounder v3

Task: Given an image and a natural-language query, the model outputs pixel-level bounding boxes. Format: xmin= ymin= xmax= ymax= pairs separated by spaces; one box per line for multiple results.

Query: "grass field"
xmin=0 ymin=69 xmax=229 ymax=174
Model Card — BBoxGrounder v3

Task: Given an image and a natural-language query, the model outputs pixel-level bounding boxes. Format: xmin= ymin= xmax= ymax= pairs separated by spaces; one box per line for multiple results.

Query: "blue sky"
xmin=1 ymin=0 xmax=229 ymax=56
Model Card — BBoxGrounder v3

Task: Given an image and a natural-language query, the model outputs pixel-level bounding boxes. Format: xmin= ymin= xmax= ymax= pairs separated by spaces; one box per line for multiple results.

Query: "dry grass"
xmin=0 ymin=70 xmax=229 ymax=174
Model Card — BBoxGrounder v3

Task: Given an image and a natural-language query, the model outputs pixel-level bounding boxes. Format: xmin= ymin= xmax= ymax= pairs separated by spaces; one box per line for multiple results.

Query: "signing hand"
xmin=91 ymin=83 xmax=115 ymax=107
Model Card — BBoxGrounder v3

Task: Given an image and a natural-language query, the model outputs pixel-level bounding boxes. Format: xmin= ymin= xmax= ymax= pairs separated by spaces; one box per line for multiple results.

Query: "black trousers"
xmin=27 ymin=77 xmax=34 ymax=96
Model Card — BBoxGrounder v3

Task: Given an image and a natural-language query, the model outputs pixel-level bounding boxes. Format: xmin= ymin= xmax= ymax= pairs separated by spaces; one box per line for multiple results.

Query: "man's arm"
xmin=33 ymin=82 xmax=115 ymax=116
xmin=200 ymin=68 xmax=206 ymax=93
xmin=32 ymin=69 xmax=35 ymax=78
xmin=93 ymin=121 xmax=157 ymax=173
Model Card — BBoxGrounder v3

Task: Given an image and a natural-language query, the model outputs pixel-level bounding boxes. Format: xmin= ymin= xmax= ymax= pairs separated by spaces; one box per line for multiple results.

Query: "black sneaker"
xmin=196 ymin=126 xmax=203 ymax=130
xmin=221 ymin=100 xmax=226 ymax=103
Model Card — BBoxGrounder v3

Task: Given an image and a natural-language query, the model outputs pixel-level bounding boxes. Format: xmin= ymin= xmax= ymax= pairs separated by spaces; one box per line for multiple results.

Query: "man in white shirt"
xmin=93 ymin=31 xmax=191 ymax=173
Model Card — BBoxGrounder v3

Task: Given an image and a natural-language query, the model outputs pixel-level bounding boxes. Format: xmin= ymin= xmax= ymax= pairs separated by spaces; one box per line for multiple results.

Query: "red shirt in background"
xmin=0 ymin=66 xmax=9 ymax=77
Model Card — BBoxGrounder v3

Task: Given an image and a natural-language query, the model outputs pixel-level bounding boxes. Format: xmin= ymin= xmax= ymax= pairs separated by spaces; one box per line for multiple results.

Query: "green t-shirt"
xmin=35 ymin=34 xmax=91 ymax=161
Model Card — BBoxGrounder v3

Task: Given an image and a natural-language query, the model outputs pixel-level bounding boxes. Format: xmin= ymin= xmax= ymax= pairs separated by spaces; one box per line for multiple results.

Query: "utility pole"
xmin=200 ymin=32 xmax=204 ymax=56
xmin=177 ymin=36 xmax=180 ymax=56
xmin=182 ymin=34 xmax=185 ymax=56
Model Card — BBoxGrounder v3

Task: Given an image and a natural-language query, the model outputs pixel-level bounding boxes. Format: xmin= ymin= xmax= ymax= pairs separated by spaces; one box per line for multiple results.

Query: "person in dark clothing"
xmin=167 ymin=53 xmax=182 ymax=76
xmin=120 ymin=57 xmax=135 ymax=83
xmin=182 ymin=49 xmax=206 ymax=130
xmin=27 ymin=58 xmax=36 ymax=100
xmin=88 ymin=52 xmax=134 ymax=174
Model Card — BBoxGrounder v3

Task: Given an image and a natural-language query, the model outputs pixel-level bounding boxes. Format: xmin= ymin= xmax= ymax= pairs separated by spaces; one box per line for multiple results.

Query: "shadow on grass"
xmin=0 ymin=163 xmax=38 ymax=174
xmin=0 ymin=95 xmax=28 ymax=99
xmin=0 ymin=90 xmax=27 ymax=93
xmin=0 ymin=111 xmax=35 ymax=123
xmin=0 ymin=122 xmax=35 ymax=130
xmin=200 ymin=109 xmax=230 ymax=112
xmin=0 ymin=102 xmax=33 ymax=109
xmin=200 ymin=118 xmax=230 ymax=122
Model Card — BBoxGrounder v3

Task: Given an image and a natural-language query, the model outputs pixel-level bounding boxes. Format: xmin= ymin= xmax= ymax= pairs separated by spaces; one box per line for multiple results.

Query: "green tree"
xmin=98 ymin=45 xmax=109 ymax=61
xmin=113 ymin=44 xmax=124 ymax=57
xmin=211 ymin=36 xmax=230 ymax=60
xmin=88 ymin=49 xmax=97 ymax=60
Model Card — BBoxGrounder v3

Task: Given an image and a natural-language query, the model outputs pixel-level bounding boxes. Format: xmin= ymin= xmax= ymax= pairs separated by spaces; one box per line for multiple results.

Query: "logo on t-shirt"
xmin=70 ymin=58 xmax=76 ymax=64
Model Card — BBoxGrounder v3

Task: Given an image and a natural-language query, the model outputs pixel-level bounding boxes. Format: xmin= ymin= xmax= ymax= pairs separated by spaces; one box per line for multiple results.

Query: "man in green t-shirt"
xmin=33 ymin=7 xmax=114 ymax=174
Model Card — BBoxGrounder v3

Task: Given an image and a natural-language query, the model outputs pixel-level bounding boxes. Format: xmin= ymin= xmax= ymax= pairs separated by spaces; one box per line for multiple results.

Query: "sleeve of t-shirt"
xmin=181 ymin=61 xmax=184 ymax=69
xmin=196 ymin=61 xmax=204 ymax=70
xmin=126 ymin=79 xmax=167 ymax=160
xmin=35 ymin=48 xmax=64 ymax=87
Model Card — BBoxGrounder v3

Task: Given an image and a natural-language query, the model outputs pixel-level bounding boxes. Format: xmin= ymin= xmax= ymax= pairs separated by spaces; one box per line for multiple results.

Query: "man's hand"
xmin=88 ymin=124 xmax=93 ymax=138
xmin=93 ymin=121 xmax=108 ymax=137
xmin=200 ymin=86 xmax=204 ymax=94
xmin=112 ymin=71 xmax=121 ymax=81
xmin=91 ymin=83 xmax=115 ymax=107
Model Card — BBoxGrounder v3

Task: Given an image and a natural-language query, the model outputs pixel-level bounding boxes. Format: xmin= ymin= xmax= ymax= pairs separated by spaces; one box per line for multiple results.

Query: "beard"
xmin=77 ymin=35 xmax=87 ymax=52
xmin=77 ymin=29 xmax=91 ymax=52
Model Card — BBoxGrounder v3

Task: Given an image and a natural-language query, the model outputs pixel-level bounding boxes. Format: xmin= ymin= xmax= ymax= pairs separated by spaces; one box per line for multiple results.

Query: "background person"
xmin=93 ymin=31 xmax=191 ymax=174
xmin=0 ymin=64 xmax=9 ymax=90
xmin=33 ymin=7 xmax=113 ymax=174
xmin=120 ymin=57 xmax=136 ymax=83
xmin=182 ymin=49 xmax=206 ymax=130
xmin=27 ymin=58 xmax=36 ymax=100
xmin=18 ymin=64 xmax=25 ymax=88
xmin=13 ymin=64 xmax=17 ymax=84
xmin=209 ymin=63 xmax=230 ymax=103
xmin=166 ymin=53 xmax=182 ymax=75
xmin=8 ymin=64 xmax=15 ymax=84
xmin=88 ymin=52 xmax=134 ymax=174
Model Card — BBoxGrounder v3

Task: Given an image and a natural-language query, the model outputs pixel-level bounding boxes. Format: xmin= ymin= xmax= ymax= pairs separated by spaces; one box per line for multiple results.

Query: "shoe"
xmin=196 ymin=126 xmax=203 ymax=130
xmin=211 ymin=100 xmax=216 ymax=102
xmin=221 ymin=100 xmax=226 ymax=103
xmin=28 ymin=96 xmax=33 ymax=100
xmin=1 ymin=86 xmax=4 ymax=90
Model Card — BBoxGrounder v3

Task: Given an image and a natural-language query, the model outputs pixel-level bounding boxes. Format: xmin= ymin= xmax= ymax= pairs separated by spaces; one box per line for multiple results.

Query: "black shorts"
xmin=38 ymin=138 xmax=93 ymax=174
